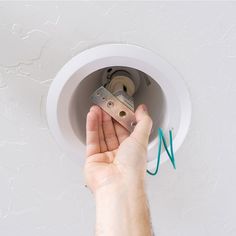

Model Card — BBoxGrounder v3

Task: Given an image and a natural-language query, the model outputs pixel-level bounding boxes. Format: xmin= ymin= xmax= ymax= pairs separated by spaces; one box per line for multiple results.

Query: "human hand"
xmin=84 ymin=104 xmax=153 ymax=194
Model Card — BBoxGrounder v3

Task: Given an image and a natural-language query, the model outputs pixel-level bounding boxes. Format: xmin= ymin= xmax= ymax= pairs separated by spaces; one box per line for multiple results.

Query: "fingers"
xmin=102 ymin=110 xmax=119 ymax=151
xmin=89 ymin=106 xmax=107 ymax=153
xmin=86 ymin=104 xmax=152 ymax=156
xmin=114 ymin=121 xmax=130 ymax=144
xmin=86 ymin=110 xmax=100 ymax=156
xmin=130 ymin=104 xmax=153 ymax=148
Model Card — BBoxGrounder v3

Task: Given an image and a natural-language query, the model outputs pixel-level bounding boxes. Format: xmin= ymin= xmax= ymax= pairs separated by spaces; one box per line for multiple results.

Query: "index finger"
xmin=86 ymin=110 xmax=100 ymax=156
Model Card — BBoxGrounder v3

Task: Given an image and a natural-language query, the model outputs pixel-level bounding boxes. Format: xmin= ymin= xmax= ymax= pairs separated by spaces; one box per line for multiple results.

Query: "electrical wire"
xmin=147 ymin=128 xmax=176 ymax=175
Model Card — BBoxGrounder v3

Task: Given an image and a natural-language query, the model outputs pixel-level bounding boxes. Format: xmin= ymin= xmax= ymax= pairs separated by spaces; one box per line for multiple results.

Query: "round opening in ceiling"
xmin=46 ymin=44 xmax=191 ymax=171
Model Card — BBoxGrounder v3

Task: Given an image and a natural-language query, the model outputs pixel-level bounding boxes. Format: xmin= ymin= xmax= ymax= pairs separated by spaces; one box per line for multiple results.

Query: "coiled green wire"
xmin=147 ymin=128 xmax=176 ymax=175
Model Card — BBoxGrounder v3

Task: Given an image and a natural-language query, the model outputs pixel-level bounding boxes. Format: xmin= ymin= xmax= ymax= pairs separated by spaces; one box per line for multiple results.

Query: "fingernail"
xmin=142 ymin=104 xmax=148 ymax=112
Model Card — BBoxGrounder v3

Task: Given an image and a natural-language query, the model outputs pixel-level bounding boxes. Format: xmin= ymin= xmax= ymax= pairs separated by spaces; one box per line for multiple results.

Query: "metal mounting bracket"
xmin=91 ymin=86 xmax=136 ymax=132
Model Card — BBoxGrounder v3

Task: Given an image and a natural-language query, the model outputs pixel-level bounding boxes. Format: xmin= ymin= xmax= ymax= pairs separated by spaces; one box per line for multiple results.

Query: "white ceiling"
xmin=0 ymin=2 xmax=236 ymax=236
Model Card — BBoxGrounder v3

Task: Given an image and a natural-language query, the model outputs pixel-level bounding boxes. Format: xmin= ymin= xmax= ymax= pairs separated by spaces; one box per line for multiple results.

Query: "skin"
xmin=84 ymin=104 xmax=153 ymax=236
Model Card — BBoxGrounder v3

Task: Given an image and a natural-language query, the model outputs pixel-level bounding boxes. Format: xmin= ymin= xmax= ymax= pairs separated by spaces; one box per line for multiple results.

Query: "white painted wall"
xmin=0 ymin=2 xmax=235 ymax=236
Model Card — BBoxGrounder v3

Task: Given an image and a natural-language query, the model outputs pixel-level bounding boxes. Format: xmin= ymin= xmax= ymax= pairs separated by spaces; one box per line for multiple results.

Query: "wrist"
xmin=95 ymin=176 xmax=145 ymax=198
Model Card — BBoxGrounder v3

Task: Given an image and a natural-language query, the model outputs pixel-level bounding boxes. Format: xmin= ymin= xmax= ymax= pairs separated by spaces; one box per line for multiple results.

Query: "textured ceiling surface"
xmin=0 ymin=2 xmax=236 ymax=236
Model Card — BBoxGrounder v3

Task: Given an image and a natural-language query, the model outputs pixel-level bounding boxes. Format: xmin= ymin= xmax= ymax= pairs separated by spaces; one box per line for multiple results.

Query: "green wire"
xmin=147 ymin=128 xmax=176 ymax=175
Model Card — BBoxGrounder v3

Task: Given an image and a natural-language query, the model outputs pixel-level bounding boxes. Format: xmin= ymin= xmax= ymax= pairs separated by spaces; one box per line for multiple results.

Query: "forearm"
xmin=95 ymin=180 xmax=153 ymax=236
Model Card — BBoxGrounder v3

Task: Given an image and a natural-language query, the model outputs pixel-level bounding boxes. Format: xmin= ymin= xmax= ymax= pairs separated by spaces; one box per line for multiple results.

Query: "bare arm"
xmin=95 ymin=181 xmax=152 ymax=236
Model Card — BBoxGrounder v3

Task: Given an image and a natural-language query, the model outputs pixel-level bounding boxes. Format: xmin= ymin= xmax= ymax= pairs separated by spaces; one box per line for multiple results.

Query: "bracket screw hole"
xmin=119 ymin=111 xmax=126 ymax=118
xmin=107 ymin=101 xmax=114 ymax=108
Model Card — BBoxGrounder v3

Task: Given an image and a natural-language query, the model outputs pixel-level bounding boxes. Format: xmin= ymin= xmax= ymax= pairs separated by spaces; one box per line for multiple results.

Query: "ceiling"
xmin=0 ymin=2 xmax=236 ymax=236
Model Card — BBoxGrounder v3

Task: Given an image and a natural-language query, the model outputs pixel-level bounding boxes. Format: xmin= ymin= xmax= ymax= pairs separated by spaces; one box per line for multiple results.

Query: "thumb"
xmin=131 ymin=104 xmax=153 ymax=148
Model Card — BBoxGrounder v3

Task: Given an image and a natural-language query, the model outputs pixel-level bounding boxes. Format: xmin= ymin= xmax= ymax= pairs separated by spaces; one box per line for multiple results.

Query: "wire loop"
xmin=147 ymin=128 xmax=176 ymax=175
